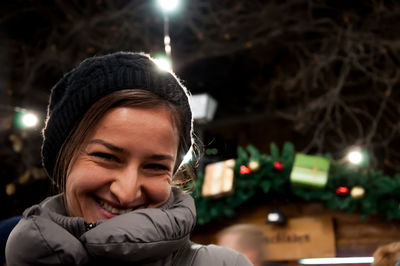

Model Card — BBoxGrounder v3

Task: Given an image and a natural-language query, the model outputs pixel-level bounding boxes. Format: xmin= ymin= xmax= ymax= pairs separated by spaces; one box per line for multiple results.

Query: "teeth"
xmin=98 ymin=200 xmax=133 ymax=215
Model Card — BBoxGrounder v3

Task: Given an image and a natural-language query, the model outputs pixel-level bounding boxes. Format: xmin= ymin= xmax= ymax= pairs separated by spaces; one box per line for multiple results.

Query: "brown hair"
xmin=53 ymin=89 xmax=196 ymax=193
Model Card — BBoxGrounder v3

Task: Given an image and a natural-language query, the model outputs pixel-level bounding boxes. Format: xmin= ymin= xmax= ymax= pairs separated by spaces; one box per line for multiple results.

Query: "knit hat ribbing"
xmin=42 ymin=52 xmax=192 ymax=179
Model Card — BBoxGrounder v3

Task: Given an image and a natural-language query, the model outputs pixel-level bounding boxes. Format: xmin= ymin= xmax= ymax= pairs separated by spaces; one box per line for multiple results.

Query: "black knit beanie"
xmin=42 ymin=51 xmax=193 ymax=179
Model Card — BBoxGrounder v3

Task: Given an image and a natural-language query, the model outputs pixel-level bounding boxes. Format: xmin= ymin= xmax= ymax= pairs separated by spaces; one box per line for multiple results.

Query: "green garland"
xmin=193 ymin=142 xmax=400 ymax=225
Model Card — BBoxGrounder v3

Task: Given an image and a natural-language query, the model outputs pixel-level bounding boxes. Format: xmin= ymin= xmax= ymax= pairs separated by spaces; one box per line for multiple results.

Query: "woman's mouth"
xmin=94 ymin=196 xmax=134 ymax=216
xmin=97 ymin=200 xmax=133 ymax=215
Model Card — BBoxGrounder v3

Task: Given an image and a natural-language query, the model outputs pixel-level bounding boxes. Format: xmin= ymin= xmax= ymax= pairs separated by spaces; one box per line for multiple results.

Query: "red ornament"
xmin=336 ymin=186 xmax=349 ymax=196
xmin=273 ymin=161 xmax=284 ymax=172
xmin=240 ymin=165 xmax=252 ymax=174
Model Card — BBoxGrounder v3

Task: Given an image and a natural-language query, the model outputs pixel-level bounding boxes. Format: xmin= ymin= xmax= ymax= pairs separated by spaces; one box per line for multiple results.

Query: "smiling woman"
xmin=5 ymin=52 xmax=252 ymax=266
xmin=65 ymin=105 xmax=178 ymax=223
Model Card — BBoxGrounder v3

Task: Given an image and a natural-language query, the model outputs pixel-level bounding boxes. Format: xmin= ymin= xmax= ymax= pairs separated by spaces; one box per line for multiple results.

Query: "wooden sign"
xmin=202 ymin=159 xmax=235 ymax=197
xmin=262 ymin=216 xmax=335 ymax=261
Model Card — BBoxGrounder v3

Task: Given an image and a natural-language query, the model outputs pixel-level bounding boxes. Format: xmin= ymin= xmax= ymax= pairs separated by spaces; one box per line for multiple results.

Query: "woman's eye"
xmin=90 ymin=152 xmax=119 ymax=162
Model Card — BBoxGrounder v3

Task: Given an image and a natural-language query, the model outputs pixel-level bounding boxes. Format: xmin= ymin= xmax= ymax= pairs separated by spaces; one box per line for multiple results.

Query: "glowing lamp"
xmin=14 ymin=109 xmax=39 ymax=129
xmin=22 ymin=113 xmax=38 ymax=127
xmin=345 ymin=147 xmax=370 ymax=167
xmin=347 ymin=150 xmax=362 ymax=165
xmin=157 ymin=0 xmax=180 ymax=12
xmin=191 ymin=93 xmax=218 ymax=124
xmin=266 ymin=210 xmax=286 ymax=225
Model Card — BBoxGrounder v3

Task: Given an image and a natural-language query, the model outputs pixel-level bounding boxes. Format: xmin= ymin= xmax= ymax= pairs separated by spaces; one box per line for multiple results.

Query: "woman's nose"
xmin=109 ymin=168 xmax=142 ymax=206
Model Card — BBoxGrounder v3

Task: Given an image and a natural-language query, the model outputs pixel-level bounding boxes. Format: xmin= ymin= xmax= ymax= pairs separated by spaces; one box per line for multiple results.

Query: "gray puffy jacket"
xmin=6 ymin=187 xmax=252 ymax=266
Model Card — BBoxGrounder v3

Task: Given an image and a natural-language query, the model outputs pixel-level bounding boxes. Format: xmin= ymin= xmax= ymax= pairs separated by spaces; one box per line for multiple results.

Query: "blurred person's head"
xmin=372 ymin=241 xmax=400 ymax=266
xmin=217 ymin=224 xmax=264 ymax=266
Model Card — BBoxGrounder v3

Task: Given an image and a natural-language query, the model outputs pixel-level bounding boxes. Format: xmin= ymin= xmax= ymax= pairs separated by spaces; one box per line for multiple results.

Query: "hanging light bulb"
xmin=157 ymin=0 xmax=180 ymax=12
xmin=164 ymin=35 xmax=171 ymax=45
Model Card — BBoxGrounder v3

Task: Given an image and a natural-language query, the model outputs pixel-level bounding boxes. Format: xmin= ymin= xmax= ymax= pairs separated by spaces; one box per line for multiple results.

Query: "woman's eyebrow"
xmin=148 ymin=154 xmax=175 ymax=162
xmin=87 ymin=139 xmax=126 ymax=154
xmin=87 ymin=139 xmax=175 ymax=161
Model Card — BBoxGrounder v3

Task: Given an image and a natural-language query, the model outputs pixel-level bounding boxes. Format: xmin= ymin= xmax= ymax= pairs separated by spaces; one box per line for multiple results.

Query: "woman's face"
xmin=65 ymin=106 xmax=179 ymax=223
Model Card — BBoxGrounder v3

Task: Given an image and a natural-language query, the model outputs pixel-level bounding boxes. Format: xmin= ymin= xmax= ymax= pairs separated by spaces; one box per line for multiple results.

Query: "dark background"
xmin=0 ymin=0 xmax=399 ymax=219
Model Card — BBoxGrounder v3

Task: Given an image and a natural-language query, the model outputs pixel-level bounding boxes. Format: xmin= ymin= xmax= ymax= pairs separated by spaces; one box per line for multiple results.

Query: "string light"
xmin=165 ymin=44 xmax=171 ymax=55
xmin=336 ymin=186 xmax=349 ymax=196
xmin=156 ymin=0 xmax=180 ymax=71
xmin=164 ymin=35 xmax=172 ymax=55
xmin=240 ymin=165 xmax=252 ymax=174
xmin=273 ymin=161 xmax=284 ymax=172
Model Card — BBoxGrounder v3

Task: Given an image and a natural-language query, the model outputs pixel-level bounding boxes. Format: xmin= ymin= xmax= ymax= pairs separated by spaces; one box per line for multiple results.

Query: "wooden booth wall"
xmin=191 ymin=201 xmax=400 ymax=263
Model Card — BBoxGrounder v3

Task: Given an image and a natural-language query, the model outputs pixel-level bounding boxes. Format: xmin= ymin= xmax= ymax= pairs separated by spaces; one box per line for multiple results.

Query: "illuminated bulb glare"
xmin=299 ymin=257 xmax=374 ymax=264
xmin=164 ymin=35 xmax=171 ymax=45
xmin=21 ymin=113 xmax=39 ymax=128
xmin=158 ymin=0 xmax=179 ymax=12
xmin=267 ymin=213 xmax=280 ymax=222
xmin=347 ymin=150 xmax=363 ymax=165
xmin=154 ymin=57 xmax=172 ymax=72
xmin=165 ymin=45 xmax=171 ymax=55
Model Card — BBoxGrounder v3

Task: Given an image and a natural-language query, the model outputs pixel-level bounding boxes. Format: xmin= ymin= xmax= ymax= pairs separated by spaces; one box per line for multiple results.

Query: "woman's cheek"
xmin=145 ymin=177 xmax=172 ymax=205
